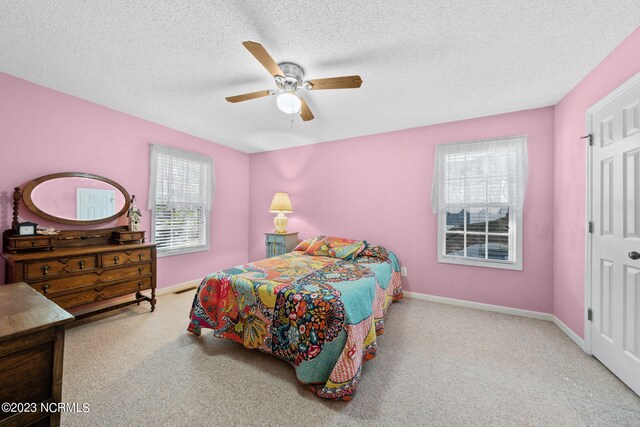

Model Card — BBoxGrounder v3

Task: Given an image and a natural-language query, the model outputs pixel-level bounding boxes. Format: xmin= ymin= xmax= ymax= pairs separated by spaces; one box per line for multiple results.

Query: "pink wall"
xmin=250 ymin=107 xmax=555 ymax=313
xmin=0 ymin=73 xmax=250 ymax=288
xmin=553 ymin=28 xmax=640 ymax=338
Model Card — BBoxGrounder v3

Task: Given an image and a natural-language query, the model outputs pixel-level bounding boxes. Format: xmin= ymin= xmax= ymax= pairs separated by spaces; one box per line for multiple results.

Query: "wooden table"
xmin=0 ymin=282 xmax=74 ymax=427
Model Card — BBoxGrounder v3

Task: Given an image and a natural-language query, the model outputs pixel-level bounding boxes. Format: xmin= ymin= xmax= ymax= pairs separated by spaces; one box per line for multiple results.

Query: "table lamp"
xmin=269 ymin=192 xmax=293 ymax=234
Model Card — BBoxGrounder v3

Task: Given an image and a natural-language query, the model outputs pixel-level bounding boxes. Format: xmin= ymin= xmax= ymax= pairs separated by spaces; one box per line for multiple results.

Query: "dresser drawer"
xmin=100 ymin=263 xmax=151 ymax=282
xmin=112 ymin=231 xmax=145 ymax=242
xmin=13 ymin=237 xmax=55 ymax=249
xmin=25 ymin=255 xmax=98 ymax=280
xmin=50 ymin=278 xmax=152 ymax=309
xmin=31 ymin=264 xmax=152 ymax=295
xmin=31 ymin=273 xmax=101 ymax=295
xmin=102 ymin=249 xmax=152 ymax=267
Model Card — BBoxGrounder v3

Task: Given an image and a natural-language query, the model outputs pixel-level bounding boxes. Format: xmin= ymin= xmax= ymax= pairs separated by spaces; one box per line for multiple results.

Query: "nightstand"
xmin=265 ymin=232 xmax=299 ymax=258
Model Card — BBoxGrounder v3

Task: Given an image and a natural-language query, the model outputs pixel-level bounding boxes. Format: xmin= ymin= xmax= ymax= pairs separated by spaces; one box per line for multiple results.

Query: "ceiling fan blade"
xmin=299 ymin=96 xmax=314 ymax=121
xmin=307 ymin=75 xmax=363 ymax=90
xmin=225 ymin=90 xmax=271 ymax=103
xmin=242 ymin=41 xmax=284 ymax=77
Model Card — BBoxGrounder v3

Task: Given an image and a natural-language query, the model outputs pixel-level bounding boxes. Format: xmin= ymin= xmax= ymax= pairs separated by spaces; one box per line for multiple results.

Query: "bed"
xmin=188 ymin=235 xmax=403 ymax=400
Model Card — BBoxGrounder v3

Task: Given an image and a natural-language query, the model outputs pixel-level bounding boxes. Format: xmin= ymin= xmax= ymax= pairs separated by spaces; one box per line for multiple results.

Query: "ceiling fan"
xmin=225 ymin=41 xmax=363 ymax=121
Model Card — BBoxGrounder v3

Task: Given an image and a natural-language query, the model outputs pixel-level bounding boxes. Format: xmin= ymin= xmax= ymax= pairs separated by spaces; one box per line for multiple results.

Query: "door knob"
xmin=629 ymin=251 xmax=640 ymax=260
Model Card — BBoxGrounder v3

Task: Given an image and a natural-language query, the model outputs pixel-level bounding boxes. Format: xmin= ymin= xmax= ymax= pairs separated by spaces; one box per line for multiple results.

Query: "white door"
xmin=589 ymin=72 xmax=640 ymax=396
xmin=76 ymin=188 xmax=115 ymax=220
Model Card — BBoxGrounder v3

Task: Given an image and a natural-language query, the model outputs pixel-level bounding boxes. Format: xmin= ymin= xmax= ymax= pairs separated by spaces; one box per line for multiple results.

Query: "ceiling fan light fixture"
xmin=276 ymin=92 xmax=302 ymax=114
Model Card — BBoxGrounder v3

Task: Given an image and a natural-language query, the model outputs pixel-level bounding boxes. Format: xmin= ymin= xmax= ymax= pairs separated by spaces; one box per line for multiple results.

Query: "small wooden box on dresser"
xmin=2 ymin=227 xmax=156 ymax=318
xmin=0 ymin=282 xmax=74 ymax=427
xmin=265 ymin=232 xmax=299 ymax=258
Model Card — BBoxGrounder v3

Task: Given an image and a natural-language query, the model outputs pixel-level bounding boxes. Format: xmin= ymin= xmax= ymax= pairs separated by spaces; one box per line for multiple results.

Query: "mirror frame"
xmin=22 ymin=172 xmax=131 ymax=226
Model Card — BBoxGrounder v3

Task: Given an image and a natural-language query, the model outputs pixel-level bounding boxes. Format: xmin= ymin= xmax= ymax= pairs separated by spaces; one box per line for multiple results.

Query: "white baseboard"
xmin=402 ymin=291 xmax=553 ymax=321
xmin=552 ymin=315 xmax=586 ymax=350
xmin=156 ymin=278 xmax=203 ymax=295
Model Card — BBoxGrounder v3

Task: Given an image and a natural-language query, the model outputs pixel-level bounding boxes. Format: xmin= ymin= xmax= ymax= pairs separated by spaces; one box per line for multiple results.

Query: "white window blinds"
xmin=431 ymin=136 xmax=528 ymax=214
xmin=149 ymin=144 xmax=215 ymax=256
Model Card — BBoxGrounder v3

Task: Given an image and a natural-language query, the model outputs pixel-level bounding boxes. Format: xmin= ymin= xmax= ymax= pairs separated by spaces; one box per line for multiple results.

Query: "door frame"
xmin=584 ymin=71 xmax=640 ymax=355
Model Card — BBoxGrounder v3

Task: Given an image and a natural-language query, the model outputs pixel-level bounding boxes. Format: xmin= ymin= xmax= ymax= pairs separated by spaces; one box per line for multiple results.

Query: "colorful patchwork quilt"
xmin=188 ymin=240 xmax=403 ymax=400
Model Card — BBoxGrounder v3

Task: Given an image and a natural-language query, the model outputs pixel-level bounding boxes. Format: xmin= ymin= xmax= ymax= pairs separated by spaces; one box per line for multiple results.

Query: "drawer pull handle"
xmin=79 ymin=260 xmax=85 ymax=270
xmin=43 ymin=284 xmax=50 ymax=294
xmin=138 ymin=281 xmax=143 ymax=289
xmin=42 ymin=265 xmax=50 ymax=275
xmin=138 ymin=253 xmax=144 ymax=260
xmin=32 ymin=240 xmax=38 ymax=246
xmin=113 ymin=256 xmax=120 ymax=265
xmin=138 ymin=266 xmax=144 ymax=275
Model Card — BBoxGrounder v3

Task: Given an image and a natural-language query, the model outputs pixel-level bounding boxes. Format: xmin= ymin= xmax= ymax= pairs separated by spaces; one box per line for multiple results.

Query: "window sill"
xmin=156 ymin=245 xmax=209 ymax=258
xmin=438 ymin=255 xmax=522 ymax=271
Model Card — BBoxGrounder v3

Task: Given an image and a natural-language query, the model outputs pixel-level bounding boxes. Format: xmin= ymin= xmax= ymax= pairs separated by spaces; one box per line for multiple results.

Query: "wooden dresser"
xmin=0 ymin=282 xmax=74 ymax=427
xmin=2 ymin=227 xmax=156 ymax=318
xmin=2 ymin=173 xmax=156 ymax=318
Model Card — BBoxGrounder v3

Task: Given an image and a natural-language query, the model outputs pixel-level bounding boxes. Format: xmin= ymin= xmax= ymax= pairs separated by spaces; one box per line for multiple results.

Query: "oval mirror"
xmin=22 ymin=172 xmax=131 ymax=225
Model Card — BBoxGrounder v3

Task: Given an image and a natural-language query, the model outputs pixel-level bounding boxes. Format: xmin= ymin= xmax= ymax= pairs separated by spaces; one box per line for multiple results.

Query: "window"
xmin=431 ymin=136 xmax=527 ymax=270
xmin=148 ymin=144 xmax=215 ymax=257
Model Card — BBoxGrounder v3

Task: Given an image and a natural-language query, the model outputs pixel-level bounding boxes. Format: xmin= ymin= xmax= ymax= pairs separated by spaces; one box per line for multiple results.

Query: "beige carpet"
xmin=60 ymin=290 xmax=640 ymax=426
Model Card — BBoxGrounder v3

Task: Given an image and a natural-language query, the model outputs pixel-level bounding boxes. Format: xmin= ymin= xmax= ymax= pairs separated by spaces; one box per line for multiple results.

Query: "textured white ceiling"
xmin=0 ymin=1 xmax=638 ymax=153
